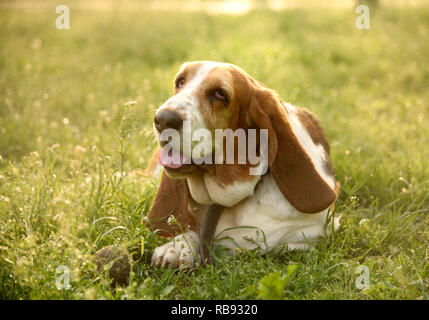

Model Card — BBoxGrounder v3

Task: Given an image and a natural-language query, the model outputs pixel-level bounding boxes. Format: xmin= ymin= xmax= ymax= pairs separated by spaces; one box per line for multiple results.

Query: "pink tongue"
xmin=158 ymin=148 xmax=186 ymax=169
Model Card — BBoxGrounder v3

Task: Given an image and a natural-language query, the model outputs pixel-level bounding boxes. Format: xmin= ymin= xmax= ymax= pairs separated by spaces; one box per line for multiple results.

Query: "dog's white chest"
xmin=214 ymin=174 xmax=329 ymax=252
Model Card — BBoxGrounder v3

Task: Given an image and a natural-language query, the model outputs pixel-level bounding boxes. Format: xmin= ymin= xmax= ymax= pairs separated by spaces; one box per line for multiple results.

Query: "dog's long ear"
xmin=146 ymin=170 xmax=196 ymax=237
xmin=248 ymin=87 xmax=337 ymax=213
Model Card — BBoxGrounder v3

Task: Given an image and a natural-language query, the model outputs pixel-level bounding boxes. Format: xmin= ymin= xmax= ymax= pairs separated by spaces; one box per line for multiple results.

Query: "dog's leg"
xmin=151 ymin=231 xmax=200 ymax=268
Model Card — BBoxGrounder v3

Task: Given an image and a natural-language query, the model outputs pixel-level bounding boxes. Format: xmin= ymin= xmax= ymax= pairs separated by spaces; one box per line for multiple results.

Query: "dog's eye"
xmin=176 ymin=76 xmax=185 ymax=89
xmin=213 ymin=89 xmax=227 ymax=101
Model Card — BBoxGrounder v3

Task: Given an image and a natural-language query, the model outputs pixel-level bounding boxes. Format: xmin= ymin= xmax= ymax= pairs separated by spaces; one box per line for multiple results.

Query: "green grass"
xmin=0 ymin=3 xmax=428 ymax=299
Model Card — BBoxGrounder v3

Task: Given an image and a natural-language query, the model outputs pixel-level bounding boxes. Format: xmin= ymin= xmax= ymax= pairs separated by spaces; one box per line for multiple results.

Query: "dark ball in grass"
xmin=94 ymin=245 xmax=131 ymax=287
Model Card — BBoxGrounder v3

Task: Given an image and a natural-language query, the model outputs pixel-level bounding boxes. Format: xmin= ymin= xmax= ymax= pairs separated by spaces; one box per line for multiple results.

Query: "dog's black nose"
xmin=154 ymin=110 xmax=183 ymax=132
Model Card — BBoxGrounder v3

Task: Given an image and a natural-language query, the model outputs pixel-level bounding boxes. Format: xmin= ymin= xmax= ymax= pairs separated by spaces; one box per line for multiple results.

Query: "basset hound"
xmin=146 ymin=61 xmax=339 ymax=268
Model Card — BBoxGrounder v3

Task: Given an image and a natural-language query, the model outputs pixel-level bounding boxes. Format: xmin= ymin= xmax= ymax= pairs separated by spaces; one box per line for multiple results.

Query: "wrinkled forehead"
xmin=176 ymin=61 xmax=244 ymax=92
xmin=177 ymin=61 xmax=233 ymax=78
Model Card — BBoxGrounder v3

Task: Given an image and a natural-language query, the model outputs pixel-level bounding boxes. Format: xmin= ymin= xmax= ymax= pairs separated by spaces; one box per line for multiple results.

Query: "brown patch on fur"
xmin=214 ymin=163 xmax=255 ymax=186
xmin=247 ymin=85 xmax=338 ymax=213
xmin=196 ymin=66 xmax=234 ymax=130
xmin=296 ymin=108 xmax=335 ymax=177
xmin=174 ymin=62 xmax=203 ymax=95
xmin=145 ymin=171 xmax=198 ymax=238
xmin=206 ymin=65 xmax=258 ymax=186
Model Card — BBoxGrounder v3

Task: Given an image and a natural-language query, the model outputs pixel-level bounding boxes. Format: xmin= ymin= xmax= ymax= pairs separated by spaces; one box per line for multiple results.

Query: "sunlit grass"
xmin=0 ymin=5 xmax=428 ymax=299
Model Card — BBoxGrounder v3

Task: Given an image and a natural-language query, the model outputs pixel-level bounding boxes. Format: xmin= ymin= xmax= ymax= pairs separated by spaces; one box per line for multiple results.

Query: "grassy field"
xmin=0 ymin=2 xmax=428 ymax=300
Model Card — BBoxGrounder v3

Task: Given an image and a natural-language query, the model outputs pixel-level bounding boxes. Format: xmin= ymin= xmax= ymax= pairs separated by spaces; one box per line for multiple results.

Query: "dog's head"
xmin=153 ymin=61 xmax=252 ymax=178
xmin=153 ymin=61 xmax=337 ymax=214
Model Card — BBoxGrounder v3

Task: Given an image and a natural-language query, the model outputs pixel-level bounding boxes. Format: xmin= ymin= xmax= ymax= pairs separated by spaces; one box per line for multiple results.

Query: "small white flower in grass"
xmin=0 ymin=196 xmax=10 ymax=203
xmin=167 ymin=215 xmax=177 ymax=226
xmin=74 ymin=145 xmax=87 ymax=154
xmin=398 ymin=176 xmax=411 ymax=187
xmin=30 ymin=151 xmax=40 ymax=158
xmin=114 ymin=171 xmax=125 ymax=179
xmin=124 ymin=100 xmax=137 ymax=107
xmin=359 ymin=219 xmax=370 ymax=226
xmin=349 ymin=195 xmax=358 ymax=203
xmin=63 ymin=118 xmax=69 ymax=125
xmin=49 ymin=144 xmax=61 ymax=152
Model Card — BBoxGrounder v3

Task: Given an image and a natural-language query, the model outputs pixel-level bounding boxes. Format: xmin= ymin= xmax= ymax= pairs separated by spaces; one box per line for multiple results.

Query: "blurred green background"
xmin=0 ymin=0 xmax=428 ymax=299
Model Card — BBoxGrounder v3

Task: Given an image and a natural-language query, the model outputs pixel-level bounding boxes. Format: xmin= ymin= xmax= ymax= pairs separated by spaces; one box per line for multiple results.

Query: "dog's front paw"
xmin=151 ymin=231 xmax=199 ymax=268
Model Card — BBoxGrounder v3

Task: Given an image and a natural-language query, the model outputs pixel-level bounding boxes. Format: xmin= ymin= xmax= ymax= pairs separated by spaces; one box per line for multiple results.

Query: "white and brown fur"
xmin=146 ymin=61 xmax=339 ymax=268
